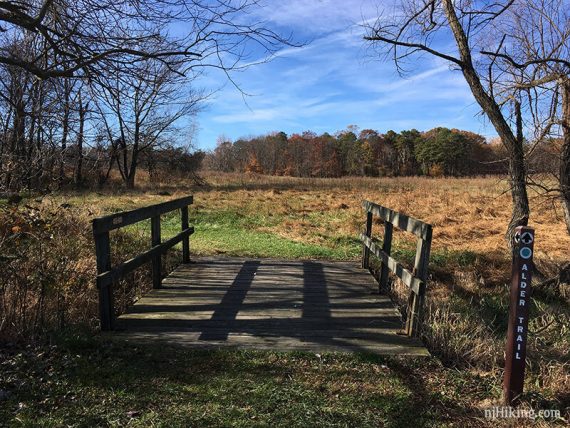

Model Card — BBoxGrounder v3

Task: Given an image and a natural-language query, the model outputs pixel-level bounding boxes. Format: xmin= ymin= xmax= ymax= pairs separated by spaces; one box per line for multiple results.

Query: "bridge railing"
xmin=92 ymin=195 xmax=194 ymax=331
xmin=360 ymin=200 xmax=433 ymax=337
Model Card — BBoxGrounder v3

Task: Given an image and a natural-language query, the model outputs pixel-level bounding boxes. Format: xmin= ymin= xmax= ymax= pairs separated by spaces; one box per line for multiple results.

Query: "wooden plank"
xmin=362 ymin=211 xmax=373 ymax=269
xmin=115 ymin=326 xmax=417 ymax=343
xmin=117 ymin=328 xmax=417 ymax=343
xmin=109 ymin=331 xmax=429 ymax=356
xmin=125 ymin=301 xmax=394 ymax=310
xmin=112 ymin=256 xmax=429 ymax=357
xmin=406 ymin=229 xmax=432 ymax=337
xmin=97 ymin=227 xmax=194 ymax=287
xmin=362 ymin=200 xmax=432 ymax=240
xmin=139 ymin=289 xmax=382 ymax=298
xmin=120 ymin=316 xmax=403 ymax=329
xmin=92 ymin=195 xmax=193 ymax=234
xmin=360 ymin=234 xmax=423 ymax=294
xmin=122 ymin=305 xmax=400 ymax=316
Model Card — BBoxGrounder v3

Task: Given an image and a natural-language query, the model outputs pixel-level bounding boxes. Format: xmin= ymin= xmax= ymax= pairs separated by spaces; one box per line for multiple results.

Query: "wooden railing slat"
xmin=95 ymin=231 xmax=113 ymax=331
xmin=361 ymin=211 xmax=373 ymax=269
xmin=378 ymin=222 xmax=393 ymax=292
xmin=360 ymin=234 xmax=423 ymax=294
xmin=406 ymin=226 xmax=432 ymax=336
xmin=361 ymin=200 xmax=431 ymax=240
xmin=151 ymin=215 xmax=162 ymax=289
xmin=92 ymin=195 xmax=193 ymax=234
xmin=181 ymin=206 xmax=190 ymax=263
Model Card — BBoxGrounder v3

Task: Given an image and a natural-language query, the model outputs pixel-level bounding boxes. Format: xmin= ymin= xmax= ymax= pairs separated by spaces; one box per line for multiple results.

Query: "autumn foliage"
xmin=205 ymin=127 xmax=541 ymax=177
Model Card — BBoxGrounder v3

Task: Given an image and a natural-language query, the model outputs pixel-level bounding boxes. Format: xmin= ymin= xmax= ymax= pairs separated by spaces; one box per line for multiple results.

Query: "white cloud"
xmin=254 ymin=0 xmax=382 ymax=33
xmin=194 ymin=1 xmax=493 ymax=147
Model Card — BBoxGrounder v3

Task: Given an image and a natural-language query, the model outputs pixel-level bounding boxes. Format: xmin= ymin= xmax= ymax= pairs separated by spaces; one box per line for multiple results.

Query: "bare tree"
xmin=95 ymin=61 xmax=203 ymax=188
xmin=73 ymin=87 xmax=88 ymax=186
xmin=0 ymin=0 xmax=294 ymax=192
xmin=363 ymin=0 xmax=565 ymax=242
xmin=480 ymin=0 xmax=570 ymax=234
xmin=0 ymin=0 xmax=290 ymax=79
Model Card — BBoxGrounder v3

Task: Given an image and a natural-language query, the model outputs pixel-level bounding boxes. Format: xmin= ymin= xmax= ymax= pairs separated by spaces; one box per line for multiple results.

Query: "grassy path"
xmin=1 ymin=334 xmax=494 ymax=427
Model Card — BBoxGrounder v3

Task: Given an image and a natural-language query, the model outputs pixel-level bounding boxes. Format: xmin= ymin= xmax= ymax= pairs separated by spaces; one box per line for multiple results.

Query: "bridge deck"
xmin=114 ymin=257 xmax=429 ymax=356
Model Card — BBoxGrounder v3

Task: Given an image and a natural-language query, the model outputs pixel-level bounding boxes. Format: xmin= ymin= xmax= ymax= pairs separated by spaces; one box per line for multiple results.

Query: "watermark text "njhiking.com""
xmin=484 ymin=406 xmax=561 ymax=420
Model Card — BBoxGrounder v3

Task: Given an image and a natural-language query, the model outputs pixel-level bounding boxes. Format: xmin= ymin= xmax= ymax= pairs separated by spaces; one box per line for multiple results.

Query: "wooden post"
xmin=94 ymin=231 xmax=114 ymax=331
xmin=504 ymin=226 xmax=535 ymax=405
xmin=151 ymin=215 xmax=161 ymax=289
xmin=181 ymin=206 xmax=190 ymax=263
xmin=378 ymin=222 xmax=393 ymax=293
xmin=362 ymin=211 xmax=373 ymax=269
xmin=406 ymin=227 xmax=432 ymax=336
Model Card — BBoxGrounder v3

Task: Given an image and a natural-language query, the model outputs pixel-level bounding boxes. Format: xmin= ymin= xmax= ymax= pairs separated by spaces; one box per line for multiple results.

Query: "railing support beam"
xmin=362 ymin=211 xmax=373 ymax=269
xmin=151 ymin=215 xmax=162 ymax=289
xmin=378 ymin=222 xmax=393 ymax=293
xmin=181 ymin=206 xmax=190 ymax=264
xmin=94 ymin=231 xmax=114 ymax=331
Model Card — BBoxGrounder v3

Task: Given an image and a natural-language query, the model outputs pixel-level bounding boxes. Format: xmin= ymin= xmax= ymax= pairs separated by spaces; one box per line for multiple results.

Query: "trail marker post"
xmin=503 ymin=226 xmax=535 ymax=405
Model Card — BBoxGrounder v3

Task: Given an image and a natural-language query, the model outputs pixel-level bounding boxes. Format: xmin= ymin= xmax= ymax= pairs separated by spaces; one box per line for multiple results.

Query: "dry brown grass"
xmin=98 ymin=170 xmax=570 ymax=261
xmin=2 ymin=171 xmax=568 ymax=416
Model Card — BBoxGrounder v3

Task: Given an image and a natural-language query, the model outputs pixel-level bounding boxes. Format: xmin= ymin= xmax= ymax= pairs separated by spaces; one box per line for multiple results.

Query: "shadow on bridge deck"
xmin=113 ymin=257 xmax=429 ymax=356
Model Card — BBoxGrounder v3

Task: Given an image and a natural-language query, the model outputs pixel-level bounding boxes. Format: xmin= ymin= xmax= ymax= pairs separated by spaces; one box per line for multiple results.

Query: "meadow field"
xmin=1 ymin=173 xmax=569 ymax=426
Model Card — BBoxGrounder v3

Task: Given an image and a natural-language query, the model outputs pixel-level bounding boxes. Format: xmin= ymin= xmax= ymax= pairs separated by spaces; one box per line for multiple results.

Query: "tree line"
xmin=205 ymin=127 xmax=560 ymax=178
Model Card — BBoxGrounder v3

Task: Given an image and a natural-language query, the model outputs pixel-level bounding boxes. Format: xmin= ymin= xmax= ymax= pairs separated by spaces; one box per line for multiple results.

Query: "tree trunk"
xmin=126 ymin=164 xmax=137 ymax=189
xmin=505 ymin=99 xmax=531 ymax=242
xmin=508 ymin=141 xmax=530 ymax=240
xmin=6 ymin=90 xmax=26 ymax=190
xmin=126 ymin=116 xmax=140 ymax=189
xmin=59 ymin=89 xmax=70 ymax=187
xmin=443 ymin=0 xmax=530 ymax=246
xmin=561 ymin=79 xmax=570 ymax=235
xmin=74 ymin=98 xmax=86 ymax=187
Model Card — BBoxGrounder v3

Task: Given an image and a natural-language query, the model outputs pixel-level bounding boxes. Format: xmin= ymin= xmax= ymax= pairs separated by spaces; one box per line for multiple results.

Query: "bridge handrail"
xmin=360 ymin=200 xmax=433 ymax=337
xmin=92 ymin=195 xmax=194 ymax=331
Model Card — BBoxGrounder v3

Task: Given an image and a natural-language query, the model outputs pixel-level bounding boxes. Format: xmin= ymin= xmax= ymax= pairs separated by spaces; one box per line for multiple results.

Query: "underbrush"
xmin=0 ymin=202 xmax=180 ymax=341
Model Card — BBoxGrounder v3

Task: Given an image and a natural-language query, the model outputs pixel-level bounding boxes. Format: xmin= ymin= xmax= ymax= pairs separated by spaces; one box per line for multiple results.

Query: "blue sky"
xmin=192 ymin=0 xmax=495 ymax=151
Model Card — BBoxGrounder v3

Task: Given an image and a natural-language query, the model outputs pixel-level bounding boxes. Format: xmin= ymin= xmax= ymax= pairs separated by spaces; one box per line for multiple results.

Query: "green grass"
xmin=0 ymin=333 xmax=492 ymax=427
xmin=152 ymin=208 xmax=363 ymax=260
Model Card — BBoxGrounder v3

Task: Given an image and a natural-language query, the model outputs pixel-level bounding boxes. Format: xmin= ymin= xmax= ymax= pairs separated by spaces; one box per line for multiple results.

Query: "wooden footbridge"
xmin=93 ymin=196 xmax=432 ymax=356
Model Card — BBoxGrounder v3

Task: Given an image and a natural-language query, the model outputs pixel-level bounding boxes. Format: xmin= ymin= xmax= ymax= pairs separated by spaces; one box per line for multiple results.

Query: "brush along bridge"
xmin=92 ymin=196 xmax=430 ymax=355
